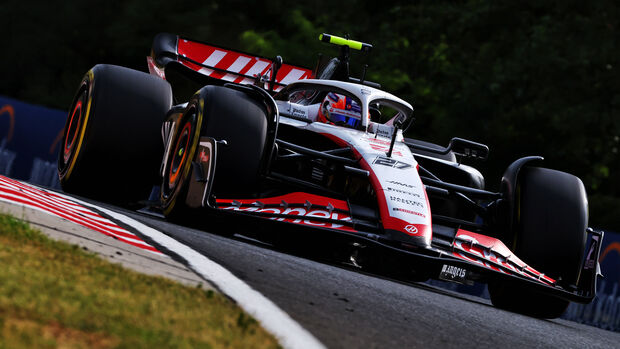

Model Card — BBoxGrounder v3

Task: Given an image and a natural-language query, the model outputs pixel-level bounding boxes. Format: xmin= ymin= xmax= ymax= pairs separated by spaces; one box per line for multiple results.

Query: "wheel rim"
xmin=63 ymin=98 xmax=83 ymax=162
xmin=59 ymin=82 xmax=89 ymax=177
xmin=168 ymin=121 xmax=192 ymax=188
xmin=162 ymin=105 xmax=198 ymax=202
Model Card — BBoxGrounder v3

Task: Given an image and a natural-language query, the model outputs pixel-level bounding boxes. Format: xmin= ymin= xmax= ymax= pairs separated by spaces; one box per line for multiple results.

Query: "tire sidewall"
xmin=58 ymin=70 xmax=95 ymax=184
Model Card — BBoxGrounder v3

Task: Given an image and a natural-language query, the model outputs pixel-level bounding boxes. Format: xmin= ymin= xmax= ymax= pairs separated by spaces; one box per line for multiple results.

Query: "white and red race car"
xmin=58 ymin=33 xmax=603 ymax=318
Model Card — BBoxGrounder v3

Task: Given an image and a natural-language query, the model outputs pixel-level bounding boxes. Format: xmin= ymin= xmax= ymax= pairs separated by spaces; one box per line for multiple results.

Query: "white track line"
xmin=68 ymin=196 xmax=325 ymax=349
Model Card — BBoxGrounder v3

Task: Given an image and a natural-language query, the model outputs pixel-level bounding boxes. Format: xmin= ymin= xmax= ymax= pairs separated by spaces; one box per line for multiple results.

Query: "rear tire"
xmin=58 ymin=64 xmax=172 ymax=203
xmin=489 ymin=167 xmax=588 ymax=318
xmin=160 ymin=85 xmax=268 ymax=217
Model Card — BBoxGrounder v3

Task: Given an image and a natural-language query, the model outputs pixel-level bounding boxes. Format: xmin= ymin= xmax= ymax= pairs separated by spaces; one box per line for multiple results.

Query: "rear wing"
xmin=149 ymin=33 xmax=313 ymax=92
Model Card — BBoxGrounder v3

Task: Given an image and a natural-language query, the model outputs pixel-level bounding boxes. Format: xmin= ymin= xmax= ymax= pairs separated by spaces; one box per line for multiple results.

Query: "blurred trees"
xmin=1 ymin=0 xmax=618 ymax=229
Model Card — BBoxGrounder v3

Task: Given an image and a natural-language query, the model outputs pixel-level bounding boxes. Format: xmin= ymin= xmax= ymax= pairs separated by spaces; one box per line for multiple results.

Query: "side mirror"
xmin=393 ymin=113 xmax=407 ymax=129
xmin=447 ymin=137 xmax=489 ymax=160
xmin=386 ymin=114 xmax=407 ymax=158
xmin=268 ymin=56 xmax=283 ymax=92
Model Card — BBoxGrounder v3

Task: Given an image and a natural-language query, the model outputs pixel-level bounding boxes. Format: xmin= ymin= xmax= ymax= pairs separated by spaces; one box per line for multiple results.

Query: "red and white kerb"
xmin=0 ymin=176 xmax=160 ymax=254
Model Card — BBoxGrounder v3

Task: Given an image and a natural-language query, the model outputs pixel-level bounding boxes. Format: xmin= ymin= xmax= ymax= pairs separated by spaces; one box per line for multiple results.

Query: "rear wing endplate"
xmin=149 ymin=33 xmax=313 ymax=92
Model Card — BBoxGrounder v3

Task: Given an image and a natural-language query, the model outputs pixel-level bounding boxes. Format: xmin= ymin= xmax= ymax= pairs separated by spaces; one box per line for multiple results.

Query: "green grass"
xmin=0 ymin=214 xmax=280 ymax=348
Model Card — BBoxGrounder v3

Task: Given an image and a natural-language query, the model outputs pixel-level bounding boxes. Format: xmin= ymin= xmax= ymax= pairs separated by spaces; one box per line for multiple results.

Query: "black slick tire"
xmin=58 ymin=64 xmax=172 ymax=203
xmin=489 ymin=167 xmax=588 ymax=318
xmin=160 ymin=85 xmax=268 ymax=218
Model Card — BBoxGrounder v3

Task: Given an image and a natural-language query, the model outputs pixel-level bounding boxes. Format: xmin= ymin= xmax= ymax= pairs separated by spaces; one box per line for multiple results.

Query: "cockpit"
xmin=274 ymin=79 xmax=413 ymax=135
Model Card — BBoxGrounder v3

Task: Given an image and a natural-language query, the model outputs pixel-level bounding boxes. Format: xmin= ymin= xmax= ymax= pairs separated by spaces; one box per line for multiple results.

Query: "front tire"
xmin=58 ymin=64 xmax=172 ymax=203
xmin=489 ymin=167 xmax=588 ymax=318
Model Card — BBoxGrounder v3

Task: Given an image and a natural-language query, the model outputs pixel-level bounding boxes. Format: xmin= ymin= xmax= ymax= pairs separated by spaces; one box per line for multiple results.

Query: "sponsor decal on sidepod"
xmin=221 ymin=205 xmax=355 ymax=231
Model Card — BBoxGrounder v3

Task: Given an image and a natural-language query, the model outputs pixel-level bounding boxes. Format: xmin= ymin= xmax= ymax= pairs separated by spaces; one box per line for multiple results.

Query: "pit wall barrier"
xmin=563 ymin=233 xmax=620 ymax=331
xmin=0 ymin=96 xmax=66 ymax=189
xmin=2 ymin=95 xmax=619 ymax=330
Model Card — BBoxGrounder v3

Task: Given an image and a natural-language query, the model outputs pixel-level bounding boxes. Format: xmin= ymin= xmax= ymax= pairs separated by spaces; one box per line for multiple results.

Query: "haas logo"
xmin=404 ymin=225 xmax=418 ymax=234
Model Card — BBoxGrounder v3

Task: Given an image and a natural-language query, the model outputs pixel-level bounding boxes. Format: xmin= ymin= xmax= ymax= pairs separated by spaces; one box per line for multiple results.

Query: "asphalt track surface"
xmin=103 ymin=208 xmax=620 ymax=349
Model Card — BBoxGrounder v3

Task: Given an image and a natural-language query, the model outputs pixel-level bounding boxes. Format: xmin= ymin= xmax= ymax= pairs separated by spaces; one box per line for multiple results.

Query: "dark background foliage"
xmin=1 ymin=0 xmax=618 ymax=229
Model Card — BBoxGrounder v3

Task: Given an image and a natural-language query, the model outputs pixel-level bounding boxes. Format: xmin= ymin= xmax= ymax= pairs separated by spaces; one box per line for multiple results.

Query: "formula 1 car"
xmin=58 ymin=33 xmax=603 ymax=318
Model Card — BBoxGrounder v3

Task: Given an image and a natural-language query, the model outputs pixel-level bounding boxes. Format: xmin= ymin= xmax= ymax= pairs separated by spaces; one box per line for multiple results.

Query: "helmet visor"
xmin=324 ymin=93 xmax=362 ymax=128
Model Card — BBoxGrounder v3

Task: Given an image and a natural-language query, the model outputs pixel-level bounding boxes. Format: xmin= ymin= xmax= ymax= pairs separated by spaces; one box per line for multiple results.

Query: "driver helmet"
xmin=318 ymin=92 xmax=362 ymax=128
